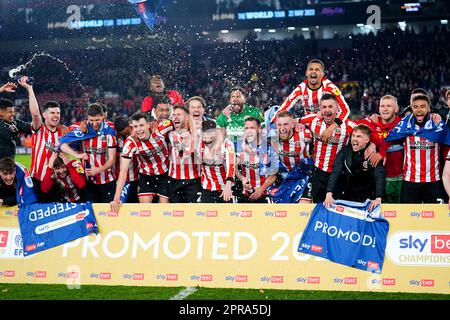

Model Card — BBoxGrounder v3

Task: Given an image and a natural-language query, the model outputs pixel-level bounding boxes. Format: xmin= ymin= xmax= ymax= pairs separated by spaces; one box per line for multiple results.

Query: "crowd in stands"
xmin=1 ymin=25 xmax=448 ymax=132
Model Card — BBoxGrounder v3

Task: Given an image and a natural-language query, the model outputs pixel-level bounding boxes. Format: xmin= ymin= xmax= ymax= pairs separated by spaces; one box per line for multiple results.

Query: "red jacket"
xmin=141 ymin=90 xmax=184 ymax=113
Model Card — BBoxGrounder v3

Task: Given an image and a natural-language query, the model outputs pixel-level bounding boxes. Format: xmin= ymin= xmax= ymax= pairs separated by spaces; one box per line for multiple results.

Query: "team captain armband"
xmin=334 ymin=118 xmax=343 ymax=126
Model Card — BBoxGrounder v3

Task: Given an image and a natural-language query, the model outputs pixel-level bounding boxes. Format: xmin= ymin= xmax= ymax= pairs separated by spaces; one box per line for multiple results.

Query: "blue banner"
xmin=15 ymin=163 xmax=38 ymax=208
xmin=18 ymin=202 xmax=98 ymax=256
xmin=385 ymin=113 xmax=450 ymax=145
xmin=298 ymin=200 xmax=389 ymax=273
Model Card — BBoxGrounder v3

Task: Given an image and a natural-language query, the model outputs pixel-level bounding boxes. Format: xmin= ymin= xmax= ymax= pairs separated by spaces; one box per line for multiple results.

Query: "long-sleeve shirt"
xmin=327 ymin=144 xmax=386 ymax=202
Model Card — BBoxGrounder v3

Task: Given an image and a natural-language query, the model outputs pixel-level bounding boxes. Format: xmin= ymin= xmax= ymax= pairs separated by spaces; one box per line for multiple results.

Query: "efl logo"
xmin=26 ymin=244 xmax=37 ymax=252
xmin=166 ymin=274 xmax=178 ymax=281
xmin=201 ymin=275 xmax=213 ymax=282
xmin=382 ymin=278 xmax=396 ymax=286
xmin=172 ymin=210 xmax=184 ymax=217
xmin=421 ymin=211 xmax=434 ymax=218
xmin=307 ymin=276 xmax=320 ymax=284
xmin=431 ymin=235 xmax=450 ymax=253
xmin=139 ymin=211 xmax=151 ymax=217
xmin=3 ymin=270 xmax=15 ymax=278
xmin=86 ymin=222 xmax=94 ymax=229
xmin=133 ymin=273 xmax=144 ymax=280
xmin=271 ymin=276 xmax=284 ymax=283
xmin=311 ymin=245 xmax=323 ymax=253
xmin=335 ymin=205 xmax=345 ymax=213
xmin=35 ymin=271 xmax=47 ymax=278
xmin=206 ymin=211 xmax=218 ymax=217
xmin=240 ymin=211 xmax=252 ymax=218
xmin=275 ymin=211 xmax=287 ymax=218
xmin=367 ymin=261 xmax=380 ymax=270
xmin=421 ymin=279 xmax=435 ymax=287
xmin=383 ymin=211 xmax=397 ymax=218
xmin=236 ymin=275 xmax=248 ymax=283
xmin=344 ymin=277 xmax=357 ymax=285
xmin=99 ymin=272 xmax=112 ymax=280
xmin=0 ymin=230 xmax=9 ymax=247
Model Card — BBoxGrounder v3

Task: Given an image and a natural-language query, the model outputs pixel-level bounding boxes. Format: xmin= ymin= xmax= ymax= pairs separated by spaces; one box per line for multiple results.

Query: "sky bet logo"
xmin=230 ymin=211 xmax=252 ymax=217
xmin=156 ymin=274 xmax=179 ymax=281
xmin=225 ymin=275 xmax=248 ymax=282
xmin=387 ymin=232 xmax=450 ymax=266
xmin=410 ymin=211 xmax=435 ymax=218
xmin=163 ymin=210 xmax=184 ymax=217
xmin=264 ymin=211 xmax=287 ymax=217
xmin=196 ymin=211 xmax=218 ymax=217
xmin=97 ymin=211 xmax=118 ymax=217
xmin=130 ymin=210 xmax=151 ymax=217
xmin=26 ymin=271 xmax=47 ymax=278
xmin=90 ymin=272 xmax=111 ymax=280
xmin=122 ymin=273 xmax=144 ymax=280
xmin=0 ymin=270 xmax=16 ymax=278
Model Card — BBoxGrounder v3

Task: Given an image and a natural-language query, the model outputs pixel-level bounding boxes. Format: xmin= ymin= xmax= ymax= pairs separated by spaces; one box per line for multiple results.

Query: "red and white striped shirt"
xmin=274 ymin=78 xmax=350 ymax=121
xmin=117 ymin=135 xmax=139 ymax=182
xmin=275 ymin=130 xmax=312 ymax=172
xmin=200 ymin=139 xmax=235 ymax=191
xmin=81 ymin=127 xmax=117 ymax=185
xmin=30 ymin=125 xmax=63 ymax=181
xmin=403 ymin=134 xmax=440 ymax=183
xmin=168 ymin=130 xmax=201 ymax=180
xmin=121 ymin=120 xmax=174 ymax=176
xmin=302 ymin=116 xmax=355 ymax=173
xmin=41 ymin=160 xmax=86 ymax=202
xmin=237 ymin=142 xmax=274 ymax=195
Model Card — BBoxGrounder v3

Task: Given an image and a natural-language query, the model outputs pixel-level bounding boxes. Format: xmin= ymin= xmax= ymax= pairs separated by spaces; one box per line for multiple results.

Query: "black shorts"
xmin=138 ymin=173 xmax=170 ymax=199
xmin=201 ymin=189 xmax=231 ymax=203
xmin=311 ymin=168 xmax=331 ymax=203
xmin=82 ymin=181 xmax=116 ymax=203
xmin=169 ymin=178 xmax=202 ymax=203
xmin=400 ymin=180 xmax=445 ymax=204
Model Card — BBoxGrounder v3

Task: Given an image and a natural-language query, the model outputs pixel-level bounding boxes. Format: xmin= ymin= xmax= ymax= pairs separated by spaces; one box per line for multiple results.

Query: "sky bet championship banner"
xmin=0 ymin=204 xmax=449 ymax=294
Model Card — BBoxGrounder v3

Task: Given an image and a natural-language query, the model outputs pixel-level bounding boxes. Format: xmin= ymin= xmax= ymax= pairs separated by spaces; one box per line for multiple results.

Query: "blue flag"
xmin=58 ymin=121 xmax=116 ymax=148
xmin=267 ymin=158 xmax=313 ymax=203
xmin=15 ymin=163 xmax=38 ymax=208
xmin=385 ymin=113 xmax=450 ymax=145
xmin=298 ymin=199 xmax=389 ymax=273
xmin=128 ymin=0 xmax=164 ymax=30
xmin=18 ymin=202 xmax=98 ymax=256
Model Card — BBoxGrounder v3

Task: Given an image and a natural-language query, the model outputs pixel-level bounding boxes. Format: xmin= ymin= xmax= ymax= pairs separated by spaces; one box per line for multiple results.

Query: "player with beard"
xmin=300 ymin=93 xmax=356 ymax=203
xmin=358 ymin=95 xmax=403 ymax=203
xmin=167 ymin=105 xmax=201 ymax=203
xmin=60 ymin=103 xmax=117 ymax=203
xmin=152 ymin=96 xmax=173 ymax=122
xmin=110 ymin=112 xmax=174 ymax=212
xmin=273 ymin=111 xmax=313 ymax=202
xmin=200 ymin=120 xmax=235 ymax=203
xmin=397 ymin=95 xmax=446 ymax=203
xmin=272 ymin=59 xmax=350 ymax=143
xmin=141 ymin=75 xmax=184 ymax=114
xmin=216 ymin=87 xmax=264 ymax=146
xmin=17 ymin=77 xmax=68 ymax=201
xmin=236 ymin=117 xmax=277 ymax=203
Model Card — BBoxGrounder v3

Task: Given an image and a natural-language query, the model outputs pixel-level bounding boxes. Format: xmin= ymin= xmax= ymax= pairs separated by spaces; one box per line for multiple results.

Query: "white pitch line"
xmin=169 ymin=286 xmax=198 ymax=300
